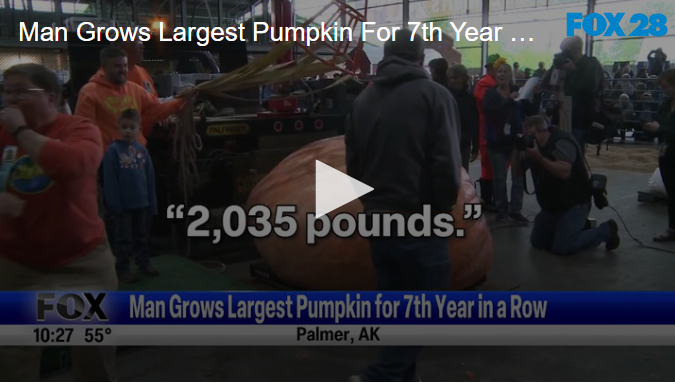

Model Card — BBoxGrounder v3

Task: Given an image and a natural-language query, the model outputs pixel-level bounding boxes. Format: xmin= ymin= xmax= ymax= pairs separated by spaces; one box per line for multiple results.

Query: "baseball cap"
xmin=485 ymin=53 xmax=501 ymax=68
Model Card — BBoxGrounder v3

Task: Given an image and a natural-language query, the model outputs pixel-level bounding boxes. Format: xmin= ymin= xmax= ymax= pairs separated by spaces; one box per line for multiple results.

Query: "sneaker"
xmin=509 ymin=213 xmax=530 ymax=224
xmin=139 ymin=264 xmax=160 ymax=276
xmin=496 ymin=214 xmax=508 ymax=222
xmin=118 ymin=270 xmax=139 ymax=283
xmin=605 ymin=219 xmax=620 ymax=250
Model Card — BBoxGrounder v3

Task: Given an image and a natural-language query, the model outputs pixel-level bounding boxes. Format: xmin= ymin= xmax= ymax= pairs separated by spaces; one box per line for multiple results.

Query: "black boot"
xmin=478 ymin=178 xmax=498 ymax=213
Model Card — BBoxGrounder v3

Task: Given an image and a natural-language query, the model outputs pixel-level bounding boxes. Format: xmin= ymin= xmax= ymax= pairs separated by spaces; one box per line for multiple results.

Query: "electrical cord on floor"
xmin=607 ymin=205 xmax=675 ymax=254
xmin=577 ymin=137 xmax=675 ymax=255
xmin=486 ymin=206 xmax=675 ymax=255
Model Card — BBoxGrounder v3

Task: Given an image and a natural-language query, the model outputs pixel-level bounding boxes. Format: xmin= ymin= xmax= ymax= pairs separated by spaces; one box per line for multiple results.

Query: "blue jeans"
xmin=530 ymin=203 xmax=611 ymax=255
xmin=487 ymin=148 xmax=524 ymax=216
xmin=360 ymin=235 xmax=450 ymax=381
xmin=113 ymin=208 xmax=151 ymax=272
xmin=572 ymin=129 xmax=587 ymax=155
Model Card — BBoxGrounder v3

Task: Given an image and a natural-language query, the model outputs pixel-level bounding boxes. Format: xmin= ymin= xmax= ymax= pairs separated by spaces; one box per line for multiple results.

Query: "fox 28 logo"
xmin=36 ymin=293 xmax=109 ymax=322
xmin=567 ymin=12 xmax=668 ymax=37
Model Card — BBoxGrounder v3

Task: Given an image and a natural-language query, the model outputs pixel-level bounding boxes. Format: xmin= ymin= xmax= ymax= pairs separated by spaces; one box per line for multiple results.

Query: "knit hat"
xmin=383 ymin=29 xmax=425 ymax=62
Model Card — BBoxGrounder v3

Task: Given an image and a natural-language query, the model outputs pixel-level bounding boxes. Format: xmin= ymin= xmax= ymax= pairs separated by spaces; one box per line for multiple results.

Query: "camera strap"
xmin=523 ymin=172 xmax=536 ymax=196
xmin=521 ymin=153 xmax=536 ymax=196
xmin=566 ymin=135 xmax=609 ymax=209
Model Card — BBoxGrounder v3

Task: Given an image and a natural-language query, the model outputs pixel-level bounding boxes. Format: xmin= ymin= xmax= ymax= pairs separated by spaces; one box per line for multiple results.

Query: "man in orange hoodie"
xmin=75 ymin=46 xmax=191 ymax=148
xmin=0 ymin=63 xmax=117 ymax=381
xmin=76 ymin=46 xmax=195 ymax=256
xmin=473 ymin=53 xmax=501 ymax=212
xmin=114 ymin=40 xmax=158 ymax=97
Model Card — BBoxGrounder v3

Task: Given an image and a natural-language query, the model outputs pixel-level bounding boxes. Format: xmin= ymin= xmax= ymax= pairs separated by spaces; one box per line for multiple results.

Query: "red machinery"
xmin=261 ymin=0 xmax=367 ymax=115
xmin=273 ymin=0 xmax=296 ymax=65
xmin=144 ymin=0 xmax=368 ymax=242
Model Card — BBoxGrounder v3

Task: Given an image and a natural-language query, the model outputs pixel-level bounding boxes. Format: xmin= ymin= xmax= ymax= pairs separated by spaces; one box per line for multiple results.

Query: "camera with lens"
xmin=552 ymin=51 xmax=573 ymax=69
xmin=515 ymin=134 xmax=536 ymax=151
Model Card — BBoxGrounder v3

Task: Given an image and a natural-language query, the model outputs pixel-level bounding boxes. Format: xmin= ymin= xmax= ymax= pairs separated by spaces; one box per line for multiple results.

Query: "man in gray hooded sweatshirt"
xmin=345 ymin=29 xmax=462 ymax=381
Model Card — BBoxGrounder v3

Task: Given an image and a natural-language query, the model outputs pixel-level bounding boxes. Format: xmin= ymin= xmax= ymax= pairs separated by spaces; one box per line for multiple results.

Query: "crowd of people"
xmin=345 ymin=29 xmax=675 ymax=381
xmin=604 ymin=55 xmax=667 ymax=142
xmin=497 ymin=49 xmax=670 ymax=143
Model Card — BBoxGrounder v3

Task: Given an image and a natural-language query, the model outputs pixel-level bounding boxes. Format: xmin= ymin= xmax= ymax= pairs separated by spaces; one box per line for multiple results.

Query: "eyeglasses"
xmin=0 ymin=88 xmax=44 ymax=100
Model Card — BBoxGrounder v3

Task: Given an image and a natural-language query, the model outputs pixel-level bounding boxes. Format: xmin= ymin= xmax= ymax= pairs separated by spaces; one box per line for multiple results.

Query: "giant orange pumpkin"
xmin=248 ymin=136 xmax=493 ymax=290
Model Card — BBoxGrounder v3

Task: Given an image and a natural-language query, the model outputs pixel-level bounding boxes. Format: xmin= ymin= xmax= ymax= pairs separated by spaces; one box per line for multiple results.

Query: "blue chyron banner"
xmin=1 ymin=291 xmax=674 ymax=325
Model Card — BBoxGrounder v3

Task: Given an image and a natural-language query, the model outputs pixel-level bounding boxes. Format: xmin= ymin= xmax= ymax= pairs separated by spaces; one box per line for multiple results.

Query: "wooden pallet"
xmin=638 ymin=190 xmax=669 ymax=204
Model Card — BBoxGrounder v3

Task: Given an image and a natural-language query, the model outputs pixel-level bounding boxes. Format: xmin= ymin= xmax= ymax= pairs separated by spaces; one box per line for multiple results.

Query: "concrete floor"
xmin=49 ymin=162 xmax=675 ymax=381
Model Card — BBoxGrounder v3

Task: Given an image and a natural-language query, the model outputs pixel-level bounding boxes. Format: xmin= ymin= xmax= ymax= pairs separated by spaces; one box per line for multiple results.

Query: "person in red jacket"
xmin=473 ymin=53 xmax=502 ymax=211
xmin=0 ymin=63 xmax=116 ymax=381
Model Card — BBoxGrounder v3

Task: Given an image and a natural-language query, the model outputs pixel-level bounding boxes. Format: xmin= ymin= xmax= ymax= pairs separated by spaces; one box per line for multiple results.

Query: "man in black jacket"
xmin=428 ymin=59 xmax=479 ymax=170
xmin=547 ymin=36 xmax=604 ymax=154
xmin=520 ymin=116 xmax=620 ymax=255
xmin=345 ymin=29 xmax=462 ymax=381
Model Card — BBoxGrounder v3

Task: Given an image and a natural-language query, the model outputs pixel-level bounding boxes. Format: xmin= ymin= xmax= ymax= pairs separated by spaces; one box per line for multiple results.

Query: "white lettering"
xmin=449 ymin=22 xmax=467 ymax=41
xmin=450 ymin=22 xmax=503 ymax=41
xmin=362 ymin=22 xmax=376 ymax=41
xmin=253 ymin=22 xmax=269 ymax=41
xmin=77 ymin=22 xmax=96 ymax=41
xmin=408 ymin=21 xmax=421 ymax=36
xmin=465 ymin=27 xmax=478 ymax=41
xmin=19 ymin=22 xmax=67 ymax=41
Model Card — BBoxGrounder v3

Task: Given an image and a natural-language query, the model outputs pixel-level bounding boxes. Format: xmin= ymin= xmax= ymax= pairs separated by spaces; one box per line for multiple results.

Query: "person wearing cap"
xmin=546 ymin=35 xmax=604 ymax=154
xmin=473 ymin=53 xmax=502 ymax=211
xmin=345 ymin=28 xmax=460 ymax=382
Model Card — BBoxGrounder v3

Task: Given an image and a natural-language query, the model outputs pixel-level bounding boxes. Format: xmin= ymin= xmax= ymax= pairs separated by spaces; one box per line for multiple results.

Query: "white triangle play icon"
xmin=315 ymin=160 xmax=374 ymax=218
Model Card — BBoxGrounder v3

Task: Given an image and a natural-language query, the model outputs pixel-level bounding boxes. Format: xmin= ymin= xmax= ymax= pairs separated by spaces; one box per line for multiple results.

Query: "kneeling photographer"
xmin=515 ymin=116 xmax=620 ymax=255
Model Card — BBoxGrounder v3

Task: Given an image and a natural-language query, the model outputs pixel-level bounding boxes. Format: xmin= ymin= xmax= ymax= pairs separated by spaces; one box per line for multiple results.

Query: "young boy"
xmin=103 ymin=108 xmax=159 ymax=283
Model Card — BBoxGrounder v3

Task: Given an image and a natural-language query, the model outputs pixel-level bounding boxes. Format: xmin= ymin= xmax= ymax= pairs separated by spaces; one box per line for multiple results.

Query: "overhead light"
xmin=151 ymin=20 xmax=163 ymax=32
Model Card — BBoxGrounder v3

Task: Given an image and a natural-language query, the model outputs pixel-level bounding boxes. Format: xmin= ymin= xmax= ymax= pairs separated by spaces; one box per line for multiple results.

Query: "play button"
xmin=315 ymin=160 xmax=374 ymax=218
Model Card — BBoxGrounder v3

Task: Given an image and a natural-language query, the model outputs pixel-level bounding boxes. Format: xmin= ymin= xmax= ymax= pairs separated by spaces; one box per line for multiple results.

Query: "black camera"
xmin=515 ymin=134 xmax=536 ymax=151
xmin=590 ymin=174 xmax=609 ymax=209
xmin=552 ymin=51 xmax=573 ymax=69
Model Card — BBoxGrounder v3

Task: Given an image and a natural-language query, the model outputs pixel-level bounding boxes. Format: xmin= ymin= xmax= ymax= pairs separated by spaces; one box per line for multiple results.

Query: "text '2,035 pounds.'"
xmin=165 ymin=204 xmax=483 ymax=245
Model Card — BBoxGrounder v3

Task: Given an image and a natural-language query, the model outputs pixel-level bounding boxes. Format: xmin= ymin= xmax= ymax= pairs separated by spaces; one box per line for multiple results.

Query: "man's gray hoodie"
xmin=345 ymin=56 xmax=463 ymax=214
